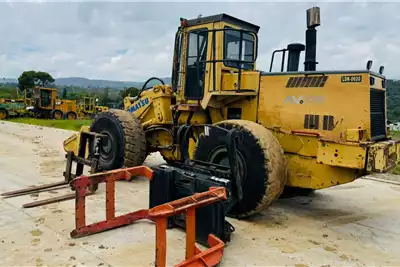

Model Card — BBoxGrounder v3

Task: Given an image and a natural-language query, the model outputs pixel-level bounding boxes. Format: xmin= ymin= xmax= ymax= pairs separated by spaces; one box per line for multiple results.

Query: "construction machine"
xmin=0 ymin=98 xmax=28 ymax=120
xmin=64 ymin=6 xmax=400 ymax=220
xmin=29 ymin=87 xmax=78 ymax=120
xmin=77 ymin=97 xmax=108 ymax=118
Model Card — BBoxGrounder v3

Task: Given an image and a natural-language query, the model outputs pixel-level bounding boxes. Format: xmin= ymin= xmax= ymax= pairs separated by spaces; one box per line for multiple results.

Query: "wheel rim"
xmin=68 ymin=113 xmax=76 ymax=120
xmin=0 ymin=110 xmax=6 ymax=119
xmin=208 ymin=145 xmax=247 ymax=184
xmin=99 ymin=131 xmax=115 ymax=161
xmin=54 ymin=112 xmax=62 ymax=119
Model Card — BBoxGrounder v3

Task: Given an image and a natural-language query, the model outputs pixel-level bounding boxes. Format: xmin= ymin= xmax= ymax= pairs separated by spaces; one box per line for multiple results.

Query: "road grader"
xmin=63 ymin=7 xmax=400 ymax=219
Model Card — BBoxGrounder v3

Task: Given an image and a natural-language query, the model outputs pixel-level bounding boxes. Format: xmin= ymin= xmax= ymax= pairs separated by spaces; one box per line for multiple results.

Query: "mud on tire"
xmin=194 ymin=120 xmax=288 ymax=218
xmin=90 ymin=109 xmax=147 ymax=170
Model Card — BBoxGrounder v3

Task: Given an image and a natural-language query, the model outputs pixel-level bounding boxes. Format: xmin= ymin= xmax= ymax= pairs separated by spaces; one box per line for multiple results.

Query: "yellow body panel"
xmin=258 ymin=73 xmax=376 ymax=141
xmin=367 ymin=140 xmax=400 ymax=172
xmin=316 ymin=141 xmax=366 ymax=169
xmin=286 ymin=154 xmax=359 ymax=189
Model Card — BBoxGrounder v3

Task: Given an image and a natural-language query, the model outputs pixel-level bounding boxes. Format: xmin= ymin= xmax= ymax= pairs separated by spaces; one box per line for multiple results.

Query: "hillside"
xmin=387 ymin=80 xmax=400 ymax=122
xmin=2 ymin=77 xmax=172 ymax=90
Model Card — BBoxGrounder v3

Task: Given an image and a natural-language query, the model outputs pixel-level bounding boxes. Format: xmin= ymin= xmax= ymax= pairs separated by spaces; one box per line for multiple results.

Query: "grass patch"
xmin=8 ymin=118 xmax=92 ymax=131
xmin=391 ymin=131 xmax=400 ymax=140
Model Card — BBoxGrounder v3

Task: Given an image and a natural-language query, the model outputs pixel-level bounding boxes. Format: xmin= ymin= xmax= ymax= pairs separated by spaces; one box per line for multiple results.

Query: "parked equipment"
xmin=77 ymin=97 xmax=109 ymax=118
xmin=0 ymin=98 xmax=28 ymax=120
xmin=64 ymin=7 xmax=400 ymax=219
xmin=29 ymin=87 xmax=78 ymax=120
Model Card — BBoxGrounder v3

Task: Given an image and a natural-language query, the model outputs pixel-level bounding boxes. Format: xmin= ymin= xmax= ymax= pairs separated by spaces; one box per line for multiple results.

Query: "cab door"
xmin=184 ymin=28 xmax=209 ymax=100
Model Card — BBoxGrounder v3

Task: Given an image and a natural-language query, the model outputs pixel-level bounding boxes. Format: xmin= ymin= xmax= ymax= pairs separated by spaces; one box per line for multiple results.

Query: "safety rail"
xmin=69 ymin=166 xmax=227 ymax=267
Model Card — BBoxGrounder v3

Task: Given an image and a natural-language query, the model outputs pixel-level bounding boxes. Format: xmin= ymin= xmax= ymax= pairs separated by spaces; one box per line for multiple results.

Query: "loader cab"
xmin=33 ymin=87 xmax=57 ymax=110
xmin=171 ymin=14 xmax=259 ymax=103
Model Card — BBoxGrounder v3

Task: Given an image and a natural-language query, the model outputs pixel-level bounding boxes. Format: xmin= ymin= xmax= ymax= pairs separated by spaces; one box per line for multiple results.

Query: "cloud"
xmin=0 ymin=2 xmax=399 ymax=80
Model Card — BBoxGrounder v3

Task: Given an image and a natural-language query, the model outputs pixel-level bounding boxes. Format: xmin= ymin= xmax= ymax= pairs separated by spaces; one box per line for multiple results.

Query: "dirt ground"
xmin=1 ymin=120 xmax=400 ymax=267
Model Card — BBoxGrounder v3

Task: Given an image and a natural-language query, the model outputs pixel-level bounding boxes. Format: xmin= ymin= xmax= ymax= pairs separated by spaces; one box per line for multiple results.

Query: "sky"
xmin=0 ymin=1 xmax=399 ymax=81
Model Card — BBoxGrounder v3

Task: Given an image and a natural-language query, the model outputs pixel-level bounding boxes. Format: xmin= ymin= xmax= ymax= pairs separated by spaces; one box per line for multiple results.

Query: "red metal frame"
xmin=69 ymin=166 xmax=226 ymax=267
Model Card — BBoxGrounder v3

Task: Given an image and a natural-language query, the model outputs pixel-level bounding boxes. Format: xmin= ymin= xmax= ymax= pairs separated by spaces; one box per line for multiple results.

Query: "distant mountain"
xmin=1 ymin=77 xmax=172 ymax=90
xmin=55 ymin=77 xmax=172 ymax=89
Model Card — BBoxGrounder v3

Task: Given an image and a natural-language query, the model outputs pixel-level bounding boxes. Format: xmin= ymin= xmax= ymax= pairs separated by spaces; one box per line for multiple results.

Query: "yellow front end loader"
xmin=64 ymin=7 xmax=400 ymax=218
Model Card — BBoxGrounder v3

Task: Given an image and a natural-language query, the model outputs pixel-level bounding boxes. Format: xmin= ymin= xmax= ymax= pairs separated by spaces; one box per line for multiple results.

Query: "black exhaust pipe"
xmin=287 ymin=43 xmax=305 ymax=72
xmin=304 ymin=7 xmax=320 ymax=71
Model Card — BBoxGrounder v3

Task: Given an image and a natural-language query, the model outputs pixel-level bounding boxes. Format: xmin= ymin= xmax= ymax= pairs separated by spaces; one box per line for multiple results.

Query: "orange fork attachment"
xmin=69 ymin=166 xmax=227 ymax=267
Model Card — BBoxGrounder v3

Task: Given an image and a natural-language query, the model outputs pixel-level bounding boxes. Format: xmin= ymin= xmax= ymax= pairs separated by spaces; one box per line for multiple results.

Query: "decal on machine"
xmin=127 ymin=98 xmax=149 ymax=113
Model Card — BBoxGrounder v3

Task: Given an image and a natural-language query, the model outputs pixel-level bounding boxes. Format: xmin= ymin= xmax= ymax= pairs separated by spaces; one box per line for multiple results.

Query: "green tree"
xmin=119 ymin=86 xmax=139 ymax=99
xmin=62 ymin=87 xmax=68 ymax=99
xmin=99 ymin=87 xmax=110 ymax=106
xmin=18 ymin=70 xmax=36 ymax=91
xmin=35 ymin=71 xmax=55 ymax=87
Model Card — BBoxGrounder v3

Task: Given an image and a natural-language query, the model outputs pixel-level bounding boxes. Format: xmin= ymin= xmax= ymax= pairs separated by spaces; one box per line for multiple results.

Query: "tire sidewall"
xmin=52 ymin=109 xmax=63 ymax=120
xmin=0 ymin=109 xmax=8 ymax=119
xmin=90 ymin=113 xmax=125 ymax=170
xmin=194 ymin=122 xmax=268 ymax=216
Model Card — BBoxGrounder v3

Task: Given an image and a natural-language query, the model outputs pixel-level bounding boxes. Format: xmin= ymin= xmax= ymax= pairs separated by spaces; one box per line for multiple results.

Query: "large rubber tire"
xmin=90 ymin=109 xmax=147 ymax=170
xmin=0 ymin=109 xmax=8 ymax=120
xmin=51 ymin=109 xmax=63 ymax=120
xmin=65 ymin=111 xmax=77 ymax=120
xmin=194 ymin=120 xmax=288 ymax=218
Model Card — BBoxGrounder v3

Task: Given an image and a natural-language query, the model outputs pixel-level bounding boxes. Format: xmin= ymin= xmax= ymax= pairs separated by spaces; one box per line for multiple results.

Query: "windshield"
xmin=224 ymin=28 xmax=255 ymax=70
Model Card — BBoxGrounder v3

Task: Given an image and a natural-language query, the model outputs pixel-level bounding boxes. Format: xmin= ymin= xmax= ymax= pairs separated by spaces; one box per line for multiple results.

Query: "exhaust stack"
xmin=304 ymin=7 xmax=320 ymax=71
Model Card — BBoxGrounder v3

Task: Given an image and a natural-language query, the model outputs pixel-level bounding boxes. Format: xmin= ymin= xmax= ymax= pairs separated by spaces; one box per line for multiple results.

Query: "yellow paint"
xmin=286 ymin=154 xmax=359 ymax=189
xmin=258 ymin=73 xmax=374 ymax=141
xmin=0 ymin=110 xmax=6 ymax=119
xmin=366 ymin=140 xmax=400 ymax=172
xmin=63 ymin=13 xmax=399 ymax=192
xmin=63 ymin=126 xmax=90 ymax=156
xmin=317 ymin=141 xmax=366 ymax=169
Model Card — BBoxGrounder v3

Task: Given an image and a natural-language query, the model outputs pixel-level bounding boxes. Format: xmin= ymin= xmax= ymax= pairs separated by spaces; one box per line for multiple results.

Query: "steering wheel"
xmin=138 ymin=77 xmax=165 ymax=97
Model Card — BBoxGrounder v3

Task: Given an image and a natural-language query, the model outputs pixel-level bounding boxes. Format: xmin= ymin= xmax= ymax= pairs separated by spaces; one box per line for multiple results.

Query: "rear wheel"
xmin=194 ymin=120 xmax=288 ymax=218
xmin=0 ymin=109 xmax=8 ymax=120
xmin=66 ymin=111 xmax=77 ymax=120
xmin=52 ymin=110 xmax=63 ymax=120
xmin=90 ymin=109 xmax=147 ymax=170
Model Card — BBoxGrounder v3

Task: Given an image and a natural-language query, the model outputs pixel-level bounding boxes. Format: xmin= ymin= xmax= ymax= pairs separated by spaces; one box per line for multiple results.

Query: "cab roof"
xmin=185 ymin=13 xmax=260 ymax=33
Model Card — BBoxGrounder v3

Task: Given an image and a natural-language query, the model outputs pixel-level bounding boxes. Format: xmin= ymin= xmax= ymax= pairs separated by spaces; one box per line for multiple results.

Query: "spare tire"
xmin=90 ymin=109 xmax=147 ymax=170
xmin=194 ymin=120 xmax=288 ymax=218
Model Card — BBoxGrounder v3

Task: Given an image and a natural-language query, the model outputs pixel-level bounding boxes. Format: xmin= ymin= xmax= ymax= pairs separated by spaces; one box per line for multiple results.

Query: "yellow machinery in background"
xmin=64 ymin=7 xmax=400 ymax=218
xmin=77 ymin=97 xmax=108 ymax=118
xmin=30 ymin=87 xmax=78 ymax=120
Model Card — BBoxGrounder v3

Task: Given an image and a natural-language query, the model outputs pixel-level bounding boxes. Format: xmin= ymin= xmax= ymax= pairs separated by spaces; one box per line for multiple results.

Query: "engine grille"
xmin=370 ymin=88 xmax=386 ymax=140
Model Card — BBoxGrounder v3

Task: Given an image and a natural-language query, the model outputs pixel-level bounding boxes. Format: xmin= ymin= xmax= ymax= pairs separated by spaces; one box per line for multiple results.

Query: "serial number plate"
xmin=341 ymin=75 xmax=362 ymax=83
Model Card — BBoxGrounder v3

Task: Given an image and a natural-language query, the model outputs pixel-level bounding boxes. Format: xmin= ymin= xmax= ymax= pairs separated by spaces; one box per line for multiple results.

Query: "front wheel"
xmin=194 ymin=120 xmax=288 ymax=218
xmin=0 ymin=109 xmax=8 ymax=120
xmin=90 ymin=109 xmax=147 ymax=170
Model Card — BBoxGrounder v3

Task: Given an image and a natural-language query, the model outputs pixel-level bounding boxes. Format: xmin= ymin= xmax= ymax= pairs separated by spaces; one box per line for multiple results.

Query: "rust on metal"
xmin=1 ymin=131 xmax=107 ymax=208
xmin=1 ymin=181 xmax=68 ymax=198
xmin=70 ymin=168 xmax=226 ymax=267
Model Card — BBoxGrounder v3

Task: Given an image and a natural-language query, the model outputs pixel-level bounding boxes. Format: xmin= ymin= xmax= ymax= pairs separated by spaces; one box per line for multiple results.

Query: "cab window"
xmin=224 ymin=28 xmax=255 ymax=70
xmin=184 ymin=29 xmax=208 ymax=100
